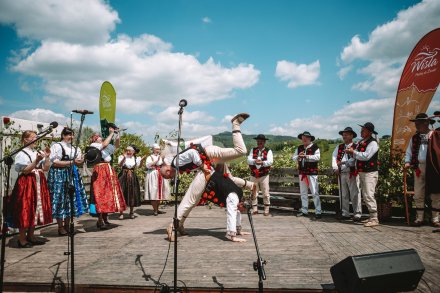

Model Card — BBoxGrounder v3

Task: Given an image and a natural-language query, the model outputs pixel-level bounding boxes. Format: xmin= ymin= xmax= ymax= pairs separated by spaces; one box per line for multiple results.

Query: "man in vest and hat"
xmin=346 ymin=122 xmax=379 ymax=227
xmin=161 ymin=113 xmax=255 ymax=241
xmin=332 ymin=127 xmax=361 ymax=221
xmin=404 ymin=113 xmax=440 ymax=227
xmin=247 ymin=134 xmax=273 ymax=216
xmin=292 ymin=131 xmax=321 ymax=218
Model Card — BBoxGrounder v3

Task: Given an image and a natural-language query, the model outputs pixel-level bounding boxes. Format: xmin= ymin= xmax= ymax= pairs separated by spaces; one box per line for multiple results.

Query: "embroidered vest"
xmin=297 ymin=144 xmax=319 ymax=175
xmin=57 ymin=143 xmax=71 ymax=161
xmin=172 ymin=144 xmax=210 ymax=174
xmin=202 ymin=172 xmax=243 ymax=207
xmin=336 ymin=143 xmax=355 ymax=173
xmin=355 ymin=137 xmax=378 ymax=172
xmin=410 ymin=133 xmax=422 ymax=169
xmin=249 ymin=147 xmax=271 ymax=178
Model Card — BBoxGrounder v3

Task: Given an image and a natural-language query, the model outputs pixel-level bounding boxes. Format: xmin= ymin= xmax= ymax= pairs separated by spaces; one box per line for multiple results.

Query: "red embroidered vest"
xmin=297 ymin=144 xmax=319 ymax=175
xmin=355 ymin=137 xmax=378 ymax=172
xmin=249 ymin=147 xmax=271 ymax=178
xmin=172 ymin=144 xmax=210 ymax=174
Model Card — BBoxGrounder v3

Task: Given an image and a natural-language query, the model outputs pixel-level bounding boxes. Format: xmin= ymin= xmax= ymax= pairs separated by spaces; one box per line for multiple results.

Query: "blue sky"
xmin=0 ymin=0 xmax=439 ymax=142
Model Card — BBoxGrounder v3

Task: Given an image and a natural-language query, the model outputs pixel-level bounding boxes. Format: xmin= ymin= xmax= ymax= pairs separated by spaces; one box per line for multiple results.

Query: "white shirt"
xmin=353 ymin=138 xmax=379 ymax=161
xmin=171 ymin=149 xmax=202 ymax=169
xmin=247 ymin=148 xmax=274 ymax=168
xmin=91 ymin=142 xmax=116 ymax=162
xmin=50 ymin=141 xmax=82 ymax=162
xmin=292 ymin=143 xmax=320 ymax=162
xmin=331 ymin=143 xmax=355 ymax=173
xmin=14 ymin=147 xmax=45 ymax=173
xmin=405 ymin=131 xmax=432 ymax=164
xmin=118 ymin=155 xmax=141 ymax=168
xmin=146 ymin=154 xmax=163 ymax=170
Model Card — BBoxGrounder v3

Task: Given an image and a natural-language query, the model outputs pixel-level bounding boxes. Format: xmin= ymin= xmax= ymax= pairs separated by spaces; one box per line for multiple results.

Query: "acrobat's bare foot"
xmin=227 ymin=235 xmax=247 ymax=242
xmin=166 ymin=223 xmax=175 ymax=242
xmin=237 ymin=231 xmax=251 ymax=236
xmin=231 ymin=113 xmax=250 ymax=125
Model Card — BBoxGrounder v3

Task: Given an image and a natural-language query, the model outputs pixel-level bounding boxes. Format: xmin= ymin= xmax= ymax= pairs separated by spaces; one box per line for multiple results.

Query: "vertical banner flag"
xmin=99 ymin=81 xmax=116 ymax=139
xmin=391 ymin=28 xmax=440 ymax=155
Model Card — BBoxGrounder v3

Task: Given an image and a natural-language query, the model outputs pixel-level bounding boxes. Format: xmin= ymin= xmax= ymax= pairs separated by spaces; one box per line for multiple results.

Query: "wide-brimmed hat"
xmin=409 ymin=113 xmax=435 ymax=124
xmin=253 ymin=134 xmax=269 ymax=141
xmin=338 ymin=127 xmax=357 ymax=138
xmin=130 ymin=144 xmax=140 ymax=154
xmin=84 ymin=146 xmax=102 ymax=166
xmin=358 ymin=122 xmax=378 ymax=135
xmin=298 ymin=131 xmax=315 ymax=141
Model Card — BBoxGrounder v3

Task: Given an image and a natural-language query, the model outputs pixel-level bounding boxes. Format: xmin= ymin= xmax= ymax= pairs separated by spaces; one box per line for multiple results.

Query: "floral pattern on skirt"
xmin=9 ymin=171 xmax=53 ymax=229
xmin=48 ymin=165 xmax=89 ymax=219
xmin=118 ymin=168 xmax=141 ymax=208
xmin=91 ymin=163 xmax=126 ymax=213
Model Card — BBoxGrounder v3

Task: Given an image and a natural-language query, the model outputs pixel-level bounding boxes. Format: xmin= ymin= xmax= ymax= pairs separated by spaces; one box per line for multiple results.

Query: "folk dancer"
xmin=161 ymin=113 xmax=254 ymax=241
xmin=404 ymin=113 xmax=440 ymax=227
xmin=247 ymin=134 xmax=273 ymax=216
xmin=118 ymin=145 xmax=145 ymax=219
xmin=10 ymin=130 xmax=52 ymax=248
xmin=346 ymin=122 xmax=379 ymax=227
xmin=48 ymin=127 xmax=89 ymax=236
xmin=89 ymin=127 xmax=126 ymax=229
xmin=292 ymin=131 xmax=322 ymax=219
xmin=331 ymin=127 xmax=361 ymax=221
xmin=145 ymin=143 xmax=171 ymax=216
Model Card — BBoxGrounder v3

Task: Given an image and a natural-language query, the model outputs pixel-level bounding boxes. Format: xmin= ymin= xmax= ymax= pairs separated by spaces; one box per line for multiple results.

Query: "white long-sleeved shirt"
xmin=353 ymin=139 xmax=378 ymax=161
xmin=90 ymin=143 xmax=116 ymax=162
xmin=118 ymin=155 xmax=141 ymax=169
xmin=171 ymin=149 xmax=203 ymax=169
xmin=292 ymin=143 xmax=320 ymax=162
xmin=50 ymin=141 xmax=82 ymax=162
xmin=14 ymin=147 xmax=46 ymax=173
xmin=146 ymin=154 xmax=163 ymax=170
xmin=247 ymin=148 xmax=273 ymax=169
xmin=331 ymin=143 xmax=355 ymax=173
xmin=405 ymin=131 xmax=432 ymax=164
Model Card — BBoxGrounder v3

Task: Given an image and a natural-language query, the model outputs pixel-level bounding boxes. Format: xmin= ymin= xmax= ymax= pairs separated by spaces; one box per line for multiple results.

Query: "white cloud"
xmin=154 ymin=107 xmax=215 ymax=123
xmin=275 ymin=60 xmax=320 ymax=88
xmin=339 ymin=0 xmax=440 ymax=96
xmin=337 ymin=65 xmax=353 ymax=80
xmin=202 ymin=17 xmax=212 ymax=24
xmin=0 ymin=0 xmax=119 ymax=45
xmin=9 ymin=108 xmax=71 ymax=125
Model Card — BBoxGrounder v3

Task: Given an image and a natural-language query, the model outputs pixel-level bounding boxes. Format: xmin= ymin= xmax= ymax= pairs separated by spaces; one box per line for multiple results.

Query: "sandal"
xmin=118 ymin=214 xmax=124 ymax=220
xmin=17 ymin=240 xmax=33 ymax=248
xmin=129 ymin=213 xmax=135 ymax=219
xmin=96 ymin=221 xmax=108 ymax=230
xmin=26 ymin=236 xmax=45 ymax=245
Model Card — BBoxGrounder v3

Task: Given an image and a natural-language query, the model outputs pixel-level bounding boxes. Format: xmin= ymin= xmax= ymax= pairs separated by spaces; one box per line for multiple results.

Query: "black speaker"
xmin=330 ymin=249 xmax=425 ymax=293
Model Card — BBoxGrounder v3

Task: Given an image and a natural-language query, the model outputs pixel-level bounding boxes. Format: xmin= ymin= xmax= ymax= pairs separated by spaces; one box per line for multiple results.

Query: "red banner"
xmin=391 ymin=28 xmax=440 ymax=155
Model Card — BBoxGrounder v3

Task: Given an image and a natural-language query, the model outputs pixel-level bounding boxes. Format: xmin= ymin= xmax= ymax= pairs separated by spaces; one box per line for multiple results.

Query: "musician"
xmin=346 ymin=122 xmax=379 ymax=227
xmin=292 ymin=131 xmax=321 ymax=219
xmin=247 ymin=134 xmax=273 ymax=216
xmin=331 ymin=127 xmax=361 ymax=221
xmin=144 ymin=143 xmax=170 ymax=216
xmin=404 ymin=113 xmax=440 ymax=227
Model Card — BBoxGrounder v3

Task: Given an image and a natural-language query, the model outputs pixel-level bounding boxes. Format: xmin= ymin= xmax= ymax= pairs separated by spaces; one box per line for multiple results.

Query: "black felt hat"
xmin=84 ymin=146 xmax=102 ymax=165
xmin=253 ymin=134 xmax=269 ymax=141
xmin=338 ymin=127 xmax=357 ymax=138
xmin=358 ymin=122 xmax=378 ymax=135
xmin=297 ymin=131 xmax=315 ymax=141
xmin=409 ymin=113 xmax=435 ymax=124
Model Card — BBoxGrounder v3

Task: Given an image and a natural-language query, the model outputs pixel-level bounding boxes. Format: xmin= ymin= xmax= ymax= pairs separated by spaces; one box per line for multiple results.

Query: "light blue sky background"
xmin=0 ymin=0 xmax=439 ymax=142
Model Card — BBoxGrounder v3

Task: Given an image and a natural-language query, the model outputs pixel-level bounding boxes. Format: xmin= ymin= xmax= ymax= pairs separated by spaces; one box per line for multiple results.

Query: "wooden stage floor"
xmin=2 ymin=205 xmax=440 ymax=292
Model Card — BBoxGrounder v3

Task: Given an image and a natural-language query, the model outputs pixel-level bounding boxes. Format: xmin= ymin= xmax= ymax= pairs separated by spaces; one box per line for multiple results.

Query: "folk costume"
xmin=167 ymin=113 xmax=254 ymax=240
xmin=405 ymin=113 xmax=440 ymax=225
xmin=247 ymin=134 xmax=273 ymax=215
xmin=292 ymin=132 xmax=321 ymax=216
xmin=331 ymin=127 xmax=361 ymax=219
xmin=90 ymin=142 xmax=126 ymax=214
xmin=118 ymin=153 xmax=142 ymax=210
xmin=48 ymin=141 xmax=89 ymax=220
xmin=10 ymin=148 xmax=52 ymax=229
xmin=354 ymin=122 xmax=379 ymax=226
xmin=145 ymin=152 xmax=171 ymax=202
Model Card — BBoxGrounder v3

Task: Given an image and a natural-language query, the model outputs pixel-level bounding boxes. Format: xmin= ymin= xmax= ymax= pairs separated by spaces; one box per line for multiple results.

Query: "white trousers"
xmin=359 ymin=171 xmax=378 ymax=220
xmin=339 ymin=172 xmax=361 ymax=217
xmin=299 ymin=174 xmax=321 ymax=214
xmin=226 ymin=192 xmax=241 ymax=236
xmin=414 ymin=163 xmax=440 ymax=223
xmin=250 ymin=175 xmax=270 ymax=212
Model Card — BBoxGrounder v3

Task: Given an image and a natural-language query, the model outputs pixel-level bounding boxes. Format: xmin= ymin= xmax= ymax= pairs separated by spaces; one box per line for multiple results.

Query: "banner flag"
xmin=391 ymin=28 xmax=440 ymax=155
xmin=99 ymin=81 xmax=116 ymax=139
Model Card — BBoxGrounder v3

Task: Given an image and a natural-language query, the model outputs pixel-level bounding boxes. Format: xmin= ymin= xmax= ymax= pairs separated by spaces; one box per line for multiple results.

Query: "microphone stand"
xmin=0 ymin=128 xmax=54 ymax=292
xmin=171 ymin=105 xmax=184 ymax=293
xmin=246 ymin=204 xmax=266 ymax=293
xmin=65 ymin=113 xmax=86 ymax=293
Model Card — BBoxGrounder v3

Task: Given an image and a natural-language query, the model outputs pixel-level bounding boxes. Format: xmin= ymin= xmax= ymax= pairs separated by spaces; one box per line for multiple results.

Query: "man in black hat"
xmin=346 ymin=122 xmax=379 ymax=227
xmin=332 ymin=127 xmax=361 ymax=221
xmin=247 ymin=134 xmax=273 ymax=216
xmin=292 ymin=131 xmax=321 ymax=218
xmin=404 ymin=113 xmax=439 ymax=227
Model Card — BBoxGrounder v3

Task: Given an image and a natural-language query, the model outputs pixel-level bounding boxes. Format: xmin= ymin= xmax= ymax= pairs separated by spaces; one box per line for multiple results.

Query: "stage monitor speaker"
xmin=330 ymin=249 xmax=425 ymax=293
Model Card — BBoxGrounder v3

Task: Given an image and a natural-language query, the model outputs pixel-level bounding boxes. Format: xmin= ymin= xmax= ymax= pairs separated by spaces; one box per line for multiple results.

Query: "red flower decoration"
xmin=370 ymin=162 xmax=374 ymax=166
xmin=192 ymin=146 xmax=197 ymax=149
xmin=203 ymin=192 xmax=208 ymax=199
xmin=209 ymin=191 xmax=215 ymax=196
xmin=358 ymin=169 xmax=363 ymax=172
xmin=360 ymin=148 xmax=365 ymax=151
xmin=219 ymin=203 xmax=225 ymax=207
xmin=186 ymin=169 xmax=191 ymax=174
xmin=213 ymin=198 xmax=219 ymax=203
xmin=223 ymin=173 xmax=229 ymax=178
xmin=358 ymin=162 xmax=362 ymax=166
xmin=208 ymin=195 xmax=213 ymax=200
xmin=377 ymin=162 xmax=380 ymax=165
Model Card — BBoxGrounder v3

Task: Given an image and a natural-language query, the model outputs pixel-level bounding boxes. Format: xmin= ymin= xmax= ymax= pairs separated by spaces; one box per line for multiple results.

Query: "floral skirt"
xmin=118 ymin=169 xmax=141 ymax=208
xmin=91 ymin=163 xmax=126 ymax=213
xmin=48 ymin=166 xmax=89 ymax=219
xmin=9 ymin=171 xmax=52 ymax=229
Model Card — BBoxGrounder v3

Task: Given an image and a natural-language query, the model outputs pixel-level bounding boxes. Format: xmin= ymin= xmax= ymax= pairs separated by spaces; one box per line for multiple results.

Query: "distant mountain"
xmin=212 ymin=131 xmax=297 ymax=148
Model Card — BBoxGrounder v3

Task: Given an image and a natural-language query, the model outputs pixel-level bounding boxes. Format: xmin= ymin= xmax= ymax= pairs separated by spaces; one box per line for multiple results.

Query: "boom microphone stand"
xmin=171 ymin=99 xmax=187 ymax=293
xmin=0 ymin=125 xmax=57 ymax=292
xmin=246 ymin=202 xmax=266 ymax=293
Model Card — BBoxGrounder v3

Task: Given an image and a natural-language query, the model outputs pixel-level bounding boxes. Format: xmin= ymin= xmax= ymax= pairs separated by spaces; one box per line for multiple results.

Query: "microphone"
xmin=37 ymin=121 xmax=58 ymax=135
xmin=72 ymin=109 xmax=94 ymax=115
xmin=179 ymin=99 xmax=187 ymax=108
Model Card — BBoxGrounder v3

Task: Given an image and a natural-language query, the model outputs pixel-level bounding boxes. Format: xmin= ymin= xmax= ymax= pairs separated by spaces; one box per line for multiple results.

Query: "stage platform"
xmin=2 ymin=205 xmax=440 ymax=292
